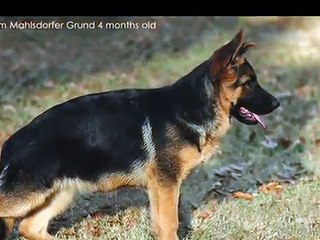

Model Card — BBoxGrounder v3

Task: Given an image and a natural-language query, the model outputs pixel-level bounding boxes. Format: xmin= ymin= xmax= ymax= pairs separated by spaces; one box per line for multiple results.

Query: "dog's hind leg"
xmin=19 ymin=187 xmax=76 ymax=240
xmin=0 ymin=192 xmax=49 ymax=239
xmin=0 ymin=192 xmax=49 ymax=217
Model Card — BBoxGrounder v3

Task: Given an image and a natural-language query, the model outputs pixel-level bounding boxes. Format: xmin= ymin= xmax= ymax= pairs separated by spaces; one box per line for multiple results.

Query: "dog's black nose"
xmin=272 ymin=99 xmax=280 ymax=109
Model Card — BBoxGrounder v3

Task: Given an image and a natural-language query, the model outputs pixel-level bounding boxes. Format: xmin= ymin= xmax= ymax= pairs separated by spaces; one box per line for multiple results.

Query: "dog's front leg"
xmin=152 ymin=183 xmax=180 ymax=240
xmin=148 ymin=184 xmax=160 ymax=237
xmin=148 ymin=174 xmax=181 ymax=240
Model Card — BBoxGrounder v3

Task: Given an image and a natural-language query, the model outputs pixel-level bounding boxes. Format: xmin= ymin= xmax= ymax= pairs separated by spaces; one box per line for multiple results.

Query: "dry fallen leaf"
xmin=106 ymin=217 xmax=122 ymax=227
xmin=61 ymin=228 xmax=77 ymax=238
xmin=90 ymin=225 xmax=102 ymax=237
xmin=196 ymin=210 xmax=213 ymax=220
xmin=258 ymin=182 xmax=283 ymax=195
xmin=279 ymin=138 xmax=292 ymax=149
xmin=295 ymin=85 xmax=313 ymax=98
xmin=83 ymin=221 xmax=102 ymax=238
xmin=124 ymin=218 xmax=138 ymax=229
xmin=91 ymin=211 xmax=104 ymax=220
xmin=232 ymin=191 xmax=254 ymax=201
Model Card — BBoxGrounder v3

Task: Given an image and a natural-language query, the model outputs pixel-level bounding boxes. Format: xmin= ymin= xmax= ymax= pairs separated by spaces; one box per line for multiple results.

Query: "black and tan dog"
xmin=0 ymin=30 xmax=279 ymax=240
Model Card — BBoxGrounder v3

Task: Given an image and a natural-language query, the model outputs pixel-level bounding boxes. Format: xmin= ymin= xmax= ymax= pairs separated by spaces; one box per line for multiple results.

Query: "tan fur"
xmin=147 ymin=165 xmax=180 ymax=240
xmin=97 ymin=166 xmax=148 ymax=192
xmin=47 ymin=163 xmax=149 ymax=196
xmin=157 ymin=185 xmax=180 ymax=240
xmin=0 ymin=192 xmax=50 ymax=218
xmin=217 ymin=81 xmax=243 ymax=116
xmin=179 ymin=145 xmax=204 ymax=180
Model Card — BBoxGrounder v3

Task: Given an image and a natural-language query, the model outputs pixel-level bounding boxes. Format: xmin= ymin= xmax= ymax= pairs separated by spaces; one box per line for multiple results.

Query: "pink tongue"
xmin=251 ymin=112 xmax=266 ymax=128
xmin=240 ymin=107 xmax=266 ymax=128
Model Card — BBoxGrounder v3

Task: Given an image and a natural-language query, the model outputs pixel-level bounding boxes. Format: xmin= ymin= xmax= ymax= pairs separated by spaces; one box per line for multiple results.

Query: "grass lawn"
xmin=1 ymin=17 xmax=320 ymax=239
xmin=191 ymin=179 xmax=320 ymax=240
xmin=54 ymin=179 xmax=320 ymax=240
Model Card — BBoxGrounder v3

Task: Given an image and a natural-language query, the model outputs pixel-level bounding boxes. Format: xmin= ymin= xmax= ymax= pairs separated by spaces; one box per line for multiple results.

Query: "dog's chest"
xmin=199 ymin=140 xmax=219 ymax=162
xmin=178 ymin=139 xmax=219 ymax=180
xmin=179 ymin=118 xmax=230 ymax=180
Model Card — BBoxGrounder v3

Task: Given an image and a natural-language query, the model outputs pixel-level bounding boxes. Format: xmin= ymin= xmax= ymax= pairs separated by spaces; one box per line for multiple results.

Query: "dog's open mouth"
xmin=239 ymin=107 xmax=265 ymax=128
xmin=231 ymin=105 xmax=266 ymax=128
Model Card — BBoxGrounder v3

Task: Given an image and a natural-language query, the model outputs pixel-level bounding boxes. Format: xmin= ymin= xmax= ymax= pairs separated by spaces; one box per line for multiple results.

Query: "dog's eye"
xmin=244 ymin=80 xmax=254 ymax=89
xmin=243 ymin=80 xmax=256 ymax=89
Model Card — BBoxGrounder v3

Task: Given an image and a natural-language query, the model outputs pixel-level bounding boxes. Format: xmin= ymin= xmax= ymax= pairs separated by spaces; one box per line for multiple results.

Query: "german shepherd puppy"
xmin=0 ymin=30 xmax=279 ymax=240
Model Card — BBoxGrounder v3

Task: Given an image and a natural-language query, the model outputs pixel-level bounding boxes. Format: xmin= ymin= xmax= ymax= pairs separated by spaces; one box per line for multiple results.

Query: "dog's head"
xmin=209 ymin=29 xmax=280 ymax=128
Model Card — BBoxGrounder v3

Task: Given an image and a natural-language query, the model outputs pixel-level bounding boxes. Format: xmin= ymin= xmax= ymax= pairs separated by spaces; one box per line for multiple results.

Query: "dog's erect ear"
xmin=211 ymin=29 xmax=244 ymax=70
xmin=210 ymin=29 xmax=255 ymax=81
xmin=224 ymin=29 xmax=245 ymax=65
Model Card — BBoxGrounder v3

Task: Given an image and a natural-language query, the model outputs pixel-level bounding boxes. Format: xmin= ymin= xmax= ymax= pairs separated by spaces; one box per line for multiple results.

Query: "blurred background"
xmin=1 ymin=17 xmax=320 ymax=239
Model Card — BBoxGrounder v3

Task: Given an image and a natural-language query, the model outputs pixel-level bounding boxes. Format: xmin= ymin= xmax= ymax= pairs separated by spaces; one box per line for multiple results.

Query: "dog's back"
xmin=1 ymin=89 xmax=159 ymax=189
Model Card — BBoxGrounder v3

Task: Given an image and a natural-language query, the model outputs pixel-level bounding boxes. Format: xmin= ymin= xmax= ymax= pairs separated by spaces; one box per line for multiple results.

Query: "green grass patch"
xmin=52 ymin=179 xmax=320 ymax=240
